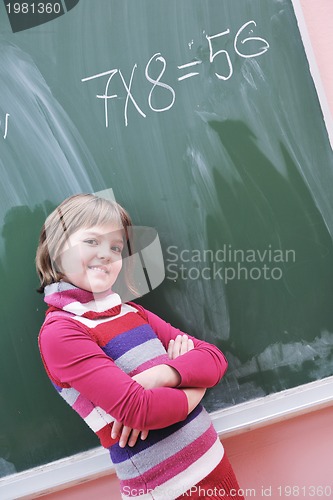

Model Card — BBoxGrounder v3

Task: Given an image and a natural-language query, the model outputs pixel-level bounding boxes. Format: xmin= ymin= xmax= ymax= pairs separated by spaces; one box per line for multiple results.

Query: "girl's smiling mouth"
xmin=88 ymin=266 xmax=109 ymax=274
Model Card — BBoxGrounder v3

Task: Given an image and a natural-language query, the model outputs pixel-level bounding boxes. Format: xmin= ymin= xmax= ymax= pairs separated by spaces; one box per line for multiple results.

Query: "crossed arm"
xmin=40 ymin=308 xmax=228 ymax=446
xmin=112 ymin=334 xmax=204 ymax=447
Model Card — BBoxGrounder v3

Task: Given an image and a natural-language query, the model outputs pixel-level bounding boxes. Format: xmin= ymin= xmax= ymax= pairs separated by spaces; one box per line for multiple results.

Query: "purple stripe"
xmin=110 ymin=405 xmax=203 ymax=464
xmin=102 ymin=324 xmax=158 ymax=360
xmin=52 ymin=382 xmax=62 ymax=392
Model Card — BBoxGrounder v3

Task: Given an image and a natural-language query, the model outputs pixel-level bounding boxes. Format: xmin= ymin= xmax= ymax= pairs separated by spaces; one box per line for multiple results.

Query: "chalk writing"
xmin=1 ymin=113 xmax=10 ymax=139
xmin=234 ymin=21 xmax=270 ymax=58
xmin=206 ymin=29 xmax=233 ymax=81
xmin=118 ymin=66 xmax=146 ymax=127
xmin=177 ymin=60 xmax=202 ymax=82
xmin=145 ymin=53 xmax=176 ymax=113
xmin=81 ymin=20 xmax=269 ymax=128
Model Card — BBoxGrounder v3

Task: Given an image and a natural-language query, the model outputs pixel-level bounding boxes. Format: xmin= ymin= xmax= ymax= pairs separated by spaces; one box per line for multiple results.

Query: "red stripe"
xmin=176 ymin=453 xmax=244 ymax=499
xmin=82 ymin=305 xmax=121 ymax=319
xmin=93 ymin=313 xmax=147 ymax=347
xmin=45 ymin=305 xmax=71 ymax=316
xmin=96 ymin=425 xmax=118 ymax=448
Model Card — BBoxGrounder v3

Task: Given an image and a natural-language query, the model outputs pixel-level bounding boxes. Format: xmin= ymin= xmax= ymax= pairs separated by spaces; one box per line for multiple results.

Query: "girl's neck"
xmin=44 ymin=280 xmax=122 ymax=317
xmin=59 ymin=279 xmax=114 ymax=300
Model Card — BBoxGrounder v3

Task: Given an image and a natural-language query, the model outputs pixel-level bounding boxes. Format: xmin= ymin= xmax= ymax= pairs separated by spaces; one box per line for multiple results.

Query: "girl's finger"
xmin=180 ymin=335 xmax=189 ymax=355
xmin=119 ymin=425 xmax=132 ymax=448
xmin=141 ymin=429 xmax=149 ymax=441
xmin=168 ymin=335 xmax=194 ymax=359
xmin=188 ymin=338 xmax=194 ymax=351
xmin=167 ymin=339 xmax=175 ymax=359
xmin=127 ymin=428 xmax=141 ymax=447
xmin=172 ymin=335 xmax=182 ymax=358
xmin=111 ymin=420 xmax=123 ymax=439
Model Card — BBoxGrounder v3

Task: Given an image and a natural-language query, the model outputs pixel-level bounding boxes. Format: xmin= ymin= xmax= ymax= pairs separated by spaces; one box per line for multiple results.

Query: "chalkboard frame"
xmin=1 ymin=0 xmax=333 ymax=497
xmin=1 ymin=376 xmax=333 ymax=499
xmin=291 ymin=0 xmax=333 ymax=144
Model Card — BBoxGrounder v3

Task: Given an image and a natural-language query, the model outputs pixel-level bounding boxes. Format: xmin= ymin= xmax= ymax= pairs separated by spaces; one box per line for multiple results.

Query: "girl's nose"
xmin=97 ymin=242 xmax=112 ymax=260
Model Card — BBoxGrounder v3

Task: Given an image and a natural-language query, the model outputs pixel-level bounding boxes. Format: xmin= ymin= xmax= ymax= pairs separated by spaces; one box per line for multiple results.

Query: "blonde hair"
xmin=36 ymin=193 xmax=135 ymax=294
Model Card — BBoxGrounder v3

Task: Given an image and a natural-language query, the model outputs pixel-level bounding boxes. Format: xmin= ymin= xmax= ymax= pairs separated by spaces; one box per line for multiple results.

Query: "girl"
xmin=36 ymin=194 xmax=244 ymax=499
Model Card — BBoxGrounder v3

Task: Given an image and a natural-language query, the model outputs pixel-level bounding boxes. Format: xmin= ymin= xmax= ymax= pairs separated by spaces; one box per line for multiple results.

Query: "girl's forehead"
xmin=75 ymin=224 xmax=124 ymax=238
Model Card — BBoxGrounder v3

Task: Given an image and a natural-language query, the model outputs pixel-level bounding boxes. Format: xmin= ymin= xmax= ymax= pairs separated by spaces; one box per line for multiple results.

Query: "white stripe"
xmin=63 ymin=293 xmax=122 ymax=316
xmin=95 ymin=406 xmax=115 ymax=424
xmin=84 ymin=407 xmax=115 ymax=432
xmin=116 ymin=338 xmax=165 ymax=373
xmin=60 ymin=387 xmax=80 ymax=406
xmin=121 ymin=438 xmax=224 ymax=499
xmin=73 ymin=303 xmax=138 ymax=328
xmin=45 ymin=282 xmax=74 ymax=294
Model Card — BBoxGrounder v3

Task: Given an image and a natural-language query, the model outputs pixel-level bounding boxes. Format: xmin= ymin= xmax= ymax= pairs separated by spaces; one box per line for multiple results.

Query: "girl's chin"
xmin=87 ymin=282 xmax=114 ymax=294
xmin=62 ymin=275 xmax=115 ymax=295
xmin=74 ymin=281 xmax=113 ymax=295
xmin=91 ymin=287 xmax=113 ymax=296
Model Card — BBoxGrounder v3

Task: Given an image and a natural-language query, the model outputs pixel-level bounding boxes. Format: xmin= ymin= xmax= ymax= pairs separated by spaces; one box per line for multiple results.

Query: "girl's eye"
xmin=111 ymin=245 xmax=123 ymax=253
xmin=84 ymin=239 xmax=98 ymax=245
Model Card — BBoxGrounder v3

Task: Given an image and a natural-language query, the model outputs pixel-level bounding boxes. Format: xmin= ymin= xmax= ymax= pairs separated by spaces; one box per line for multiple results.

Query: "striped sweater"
xmin=39 ymin=282 xmax=228 ymax=499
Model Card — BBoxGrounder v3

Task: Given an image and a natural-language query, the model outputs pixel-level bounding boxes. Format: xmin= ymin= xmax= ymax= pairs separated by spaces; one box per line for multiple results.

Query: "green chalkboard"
xmin=1 ymin=0 xmax=333 ymax=475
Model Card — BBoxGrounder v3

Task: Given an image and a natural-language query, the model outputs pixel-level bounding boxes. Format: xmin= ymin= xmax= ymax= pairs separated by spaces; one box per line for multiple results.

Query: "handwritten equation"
xmin=82 ymin=20 xmax=269 ymax=128
xmin=1 ymin=113 xmax=10 ymax=139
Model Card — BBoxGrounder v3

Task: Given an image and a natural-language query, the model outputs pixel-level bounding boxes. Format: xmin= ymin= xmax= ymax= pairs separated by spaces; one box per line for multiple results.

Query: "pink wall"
xmin=40 ymin=3 xmax=333 ymax=499
xmin=224 ymin=406 xmax=333 ymax=497
xmin=41 ymin=406 xmax=333 ymax=500
xmin=299 ymin=0 xmax=333 ymax=115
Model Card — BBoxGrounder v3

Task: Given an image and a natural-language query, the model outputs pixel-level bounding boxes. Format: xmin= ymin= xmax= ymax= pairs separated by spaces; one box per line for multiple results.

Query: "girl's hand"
xmin=111 ymin=420 xmax=149 ymax=448
xmin=168 ymin=334 xmax=194 ymax=359
xmin=132 ymin=364 xmax=180 ymax=389
xmin=111 ymin=334 xmax=195 ymax=446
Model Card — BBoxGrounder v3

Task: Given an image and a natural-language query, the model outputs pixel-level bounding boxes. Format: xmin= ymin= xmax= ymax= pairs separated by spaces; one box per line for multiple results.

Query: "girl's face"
xmin=57 ymin=223 xmax=124 ymax=294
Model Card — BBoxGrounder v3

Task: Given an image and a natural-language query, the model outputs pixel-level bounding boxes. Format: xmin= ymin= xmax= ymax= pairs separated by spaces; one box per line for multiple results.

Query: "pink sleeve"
xmin=139 ymin=307 xmax=228 ymax=388
xmin=39 ymin=317 xmax=188 ymax=430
